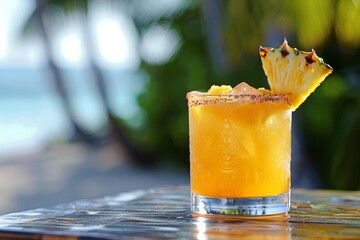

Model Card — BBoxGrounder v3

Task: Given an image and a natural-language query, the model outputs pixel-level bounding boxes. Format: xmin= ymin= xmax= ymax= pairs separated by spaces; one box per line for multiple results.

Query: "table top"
xmin=0 ymin=186 xmax=358 ymax=239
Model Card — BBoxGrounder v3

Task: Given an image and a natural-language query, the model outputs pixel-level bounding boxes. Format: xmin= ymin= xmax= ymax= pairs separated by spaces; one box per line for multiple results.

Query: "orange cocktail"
xmin=187 ymin=84 xmax=292 ymax=216
xmin=187 ymin=39 xmax=333 ymax=216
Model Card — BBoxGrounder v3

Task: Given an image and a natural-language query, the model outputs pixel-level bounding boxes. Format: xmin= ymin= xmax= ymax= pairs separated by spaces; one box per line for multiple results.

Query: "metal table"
xmin=0 ymin=186 xmax=358 ymax=239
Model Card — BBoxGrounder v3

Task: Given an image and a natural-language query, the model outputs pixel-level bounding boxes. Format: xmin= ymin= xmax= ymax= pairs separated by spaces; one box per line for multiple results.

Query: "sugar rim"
xmin=186 ymin=91 xmax=291 ymax=107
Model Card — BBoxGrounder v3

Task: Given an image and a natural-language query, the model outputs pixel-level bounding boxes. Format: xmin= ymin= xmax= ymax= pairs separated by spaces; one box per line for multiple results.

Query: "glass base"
xmin=191 ymin=192 xmax=290 ymax=216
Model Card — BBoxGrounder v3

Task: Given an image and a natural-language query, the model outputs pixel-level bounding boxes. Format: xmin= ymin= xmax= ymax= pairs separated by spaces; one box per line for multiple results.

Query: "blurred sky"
xmin=0 ymin=0 xmax=160 ymax=156
xmin=0 ymin=0 xmax=184 ymax=156
xmin=0 ymin=0 xmax=142 ymax=69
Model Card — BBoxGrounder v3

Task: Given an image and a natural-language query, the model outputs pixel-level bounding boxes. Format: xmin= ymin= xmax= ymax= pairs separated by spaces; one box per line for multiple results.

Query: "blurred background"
xmin=0 ymin=0 xmax=359 ymax=213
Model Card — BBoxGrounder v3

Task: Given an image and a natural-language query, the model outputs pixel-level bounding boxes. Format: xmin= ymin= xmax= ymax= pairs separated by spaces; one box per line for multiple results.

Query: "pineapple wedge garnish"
xmin=260 ymin=39 xmax=333 ymax=110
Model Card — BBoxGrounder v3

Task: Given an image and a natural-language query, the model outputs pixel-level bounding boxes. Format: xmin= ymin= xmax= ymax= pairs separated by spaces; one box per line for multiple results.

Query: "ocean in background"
xmin=0 ymin=67 xmax=146 ymax=156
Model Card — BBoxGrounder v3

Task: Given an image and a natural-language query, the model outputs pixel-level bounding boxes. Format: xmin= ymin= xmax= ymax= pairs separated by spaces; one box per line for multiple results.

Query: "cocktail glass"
xmin=187 ymin=91 xmax=292 ymax=216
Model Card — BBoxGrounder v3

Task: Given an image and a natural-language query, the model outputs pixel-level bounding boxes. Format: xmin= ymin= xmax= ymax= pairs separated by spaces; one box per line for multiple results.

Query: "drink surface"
xmin=188 ymin=92 xmax=291 ymax=198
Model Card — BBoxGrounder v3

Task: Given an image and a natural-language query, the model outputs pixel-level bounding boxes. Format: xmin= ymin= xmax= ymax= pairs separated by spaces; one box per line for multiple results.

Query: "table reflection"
xmin=0 ymin=186 xmax=358 ymax=239
xmin=193 ymin=215 xmax=291 ymax=239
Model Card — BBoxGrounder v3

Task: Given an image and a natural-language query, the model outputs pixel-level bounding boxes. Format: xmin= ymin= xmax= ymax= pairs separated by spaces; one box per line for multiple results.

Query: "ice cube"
xmin=231 ymin=82 xmax=262 ymax=95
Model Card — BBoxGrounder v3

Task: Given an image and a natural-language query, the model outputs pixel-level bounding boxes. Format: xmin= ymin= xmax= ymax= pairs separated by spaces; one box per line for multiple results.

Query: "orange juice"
xmin=187 ymin=88 xmax=292 ymax=215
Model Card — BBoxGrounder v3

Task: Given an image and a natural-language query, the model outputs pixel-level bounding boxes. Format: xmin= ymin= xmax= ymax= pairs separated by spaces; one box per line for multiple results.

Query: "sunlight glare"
xmin=96 ymin=18 xmax=128 ymax=65
xmin=140 ymin=25 xmax=181 ymax=65
xmin=89 ymin=0 xmax=140 ymax=70
xmin=59 ymin=32 xmax=84 ymax=64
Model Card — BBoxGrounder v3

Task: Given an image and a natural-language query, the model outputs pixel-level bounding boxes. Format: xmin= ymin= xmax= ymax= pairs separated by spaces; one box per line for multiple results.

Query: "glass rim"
xmin=186 ymin=91 xmax=291 ymax=107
